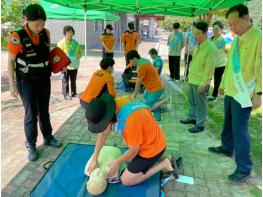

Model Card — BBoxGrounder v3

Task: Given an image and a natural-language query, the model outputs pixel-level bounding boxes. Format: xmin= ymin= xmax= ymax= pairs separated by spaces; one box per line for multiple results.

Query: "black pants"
xmin=62 ymin=69 xmax=78 ymax=97
xmin=168 ymin=56 xmax=181 ymax=80
xmin=212 ymin=66 xmax=225 ymax=98
xmin=102 ymin=51 xmax=114 ymax=59
xmin=17 ymin=78 xmax=52 ymax=148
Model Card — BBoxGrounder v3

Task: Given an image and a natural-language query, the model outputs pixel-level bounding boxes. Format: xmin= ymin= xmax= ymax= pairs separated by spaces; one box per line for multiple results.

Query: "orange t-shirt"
xmin=8 ymin=25 xmax=50 ymax=56
xmin=137 ymin=62 xmax=164 ymax=92
xmin=115 ymin=96 xmax=166 ymax=158
xmin=80 ymin=70 xmax=115 ymax=103
xmin=100 ymin=33 xmax=114 ymax=53
xmin=121 ymin=31 xmax=140 ymax=54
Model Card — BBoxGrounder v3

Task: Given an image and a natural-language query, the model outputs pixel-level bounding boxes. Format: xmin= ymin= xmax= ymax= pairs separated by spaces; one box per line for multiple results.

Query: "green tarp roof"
xmin=44 ymin=0 xmax=246 ymax=16
xmin=40 ymin=0 xmax=120 ymax=21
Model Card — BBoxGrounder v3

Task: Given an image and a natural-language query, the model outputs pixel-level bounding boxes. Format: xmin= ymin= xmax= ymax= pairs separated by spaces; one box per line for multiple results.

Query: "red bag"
xmin=49 ymin=47 xmax=71 ymax=74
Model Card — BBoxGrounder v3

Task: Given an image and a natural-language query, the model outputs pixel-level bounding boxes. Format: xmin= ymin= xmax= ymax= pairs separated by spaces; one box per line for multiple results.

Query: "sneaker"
xmin=228 ymin=169 xmax=250 ymax=183
xmin=207 ymin=97 xmax=217 ymax=102
xmin=180 ymin=119 xmax=196 ymax=125
xmin=64 ymin=95 xmax=72 ymax=100
xmin=188 ymin=125 xmax=204 ymax=133
xmin=72 ymin=94 xmax=80 ymax=98
xmin=44 ymin=136 xmax=63 ymax=148
xmin=27 ymin=146 xmax=38 ymax=161
xmin=208 ymin=146 xmax=233 ymax=157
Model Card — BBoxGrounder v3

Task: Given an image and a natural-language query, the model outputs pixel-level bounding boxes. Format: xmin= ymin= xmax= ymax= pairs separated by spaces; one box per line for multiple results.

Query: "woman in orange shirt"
xmin=100 ymin=24 xmax=115 ymax=59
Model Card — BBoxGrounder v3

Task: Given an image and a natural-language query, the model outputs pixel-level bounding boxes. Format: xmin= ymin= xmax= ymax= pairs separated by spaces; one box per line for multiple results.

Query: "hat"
xmin=85 ymin=93 xmax=116 ymax=133
xmin=49 ymin=47 xmax=70 ymax=74
xmin=106 ymin=24 xmax=113 ymax=30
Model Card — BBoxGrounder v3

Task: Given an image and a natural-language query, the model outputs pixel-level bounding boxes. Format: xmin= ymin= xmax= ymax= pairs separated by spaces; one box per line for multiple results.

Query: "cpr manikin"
xmin=84 ymin=146 xmax=122 ymax=195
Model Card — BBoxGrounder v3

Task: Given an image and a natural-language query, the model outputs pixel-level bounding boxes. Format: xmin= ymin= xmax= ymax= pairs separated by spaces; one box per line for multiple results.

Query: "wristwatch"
xmin=256 ymin=92 xmax=262 ymax=95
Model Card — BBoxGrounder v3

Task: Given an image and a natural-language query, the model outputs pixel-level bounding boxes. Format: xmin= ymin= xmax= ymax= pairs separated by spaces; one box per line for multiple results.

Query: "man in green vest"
xmin=180 ymin=22 xmax=217 ymax=133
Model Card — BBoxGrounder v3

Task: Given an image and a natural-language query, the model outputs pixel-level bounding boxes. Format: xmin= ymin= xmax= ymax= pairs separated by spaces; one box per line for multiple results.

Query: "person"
xmin=180 ymin=22 xmax=217 ymax=133
xmin=121 ymin=22 xmax=140 ymax=65
xmin=100 ymin=24 xmax=115 ymax=59
xmin=207 ymin=21 xmax=227 ymax=103
xmin=208 ymin=4 xmax=261 ymax=183
xmin=148 ymin=48 xmax=163 ymax=75
xmin=80 ymin=58 xmax=115 ymax=109
xmin=167 ymin=23 xmax=184 ymax=81
xmin=57 ymin=26 xmax=82 ymax=100
xmin=184 ymin=22 xmax=197 ymax=80
xmin=86 ymin=93 xmax=178 ymax=186
xmin=7 ymin=4 xmax=62 ymax=161
xmin=127 ymin=50 xmax=168 ymax=111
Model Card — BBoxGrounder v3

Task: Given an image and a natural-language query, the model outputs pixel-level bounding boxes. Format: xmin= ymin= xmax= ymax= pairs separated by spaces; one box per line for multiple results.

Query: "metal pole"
xmin=184 ymin=22 xmax=193 ymax=82
xmin=84 ymin=10 xmax=87 ymax=76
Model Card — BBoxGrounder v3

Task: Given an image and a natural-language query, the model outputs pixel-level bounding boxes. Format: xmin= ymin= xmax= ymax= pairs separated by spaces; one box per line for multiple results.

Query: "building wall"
xmin=45 ymin=13 xmax=126 ymax=50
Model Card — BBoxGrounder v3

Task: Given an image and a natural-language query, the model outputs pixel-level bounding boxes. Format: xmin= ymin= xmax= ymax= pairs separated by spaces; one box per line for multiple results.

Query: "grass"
xmin=162 ymin=61 xmax=262 ymax=176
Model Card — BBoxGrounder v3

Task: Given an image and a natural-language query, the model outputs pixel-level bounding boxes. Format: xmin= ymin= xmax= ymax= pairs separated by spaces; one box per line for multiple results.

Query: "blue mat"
xmin=30 ymin=144 xmax=161 ymax=197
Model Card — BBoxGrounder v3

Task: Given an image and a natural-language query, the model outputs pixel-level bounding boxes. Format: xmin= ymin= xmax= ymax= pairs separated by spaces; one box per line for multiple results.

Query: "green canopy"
xmin=40 ymin=0 xmax=120 ymax=21
xmin=44 ymin=0 xmax=246 ymax=17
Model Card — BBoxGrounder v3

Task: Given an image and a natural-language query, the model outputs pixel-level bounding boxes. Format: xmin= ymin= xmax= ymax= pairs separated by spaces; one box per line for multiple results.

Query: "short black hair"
xmin=100 ymin=58 xmax=115 ymax=70
xmin=173 ymin=23 xmax=180 ymax=29
xmin=194 ymin=21 xmax=208 ymax=33
xmin=63 ymin=26 xmax=75 ymax=35
xmin=23 ymin=4 xmax=46 ymax=21
xmin=128 ymin=22 xmax=135 ymax=30
xmin=226 ymin=4 xmax=249 ymax=19
xmin=126 ymin=50 xmax=141 ymax=61
xmin=148 ymin=48 xmax=158 ymax=55
xmin=212 ymin=21 xmax=224 ymax=29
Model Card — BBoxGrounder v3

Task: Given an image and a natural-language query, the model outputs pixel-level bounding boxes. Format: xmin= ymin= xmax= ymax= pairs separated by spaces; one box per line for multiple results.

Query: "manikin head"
xmin=87 ymin=168 xmax=107 ymax=195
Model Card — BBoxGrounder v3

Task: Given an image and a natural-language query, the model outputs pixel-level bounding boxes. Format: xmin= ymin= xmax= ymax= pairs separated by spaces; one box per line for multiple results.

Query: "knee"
xmin=120 ymin=175 xmax=136 ymax=186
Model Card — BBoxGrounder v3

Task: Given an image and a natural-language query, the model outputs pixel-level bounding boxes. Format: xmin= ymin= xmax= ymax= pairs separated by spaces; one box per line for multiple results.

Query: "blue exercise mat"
xmin=30 ymin=144 xmax=161 ymax=197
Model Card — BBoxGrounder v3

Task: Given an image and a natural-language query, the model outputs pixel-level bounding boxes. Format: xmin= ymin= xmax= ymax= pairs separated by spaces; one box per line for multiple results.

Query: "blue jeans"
xmin=221 ymin=96 xmax=252 ymax=173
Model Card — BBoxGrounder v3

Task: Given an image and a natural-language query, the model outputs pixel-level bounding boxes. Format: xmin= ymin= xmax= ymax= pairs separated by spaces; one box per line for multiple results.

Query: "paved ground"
xmin=1 ymin=40 xmax=261 ymax=196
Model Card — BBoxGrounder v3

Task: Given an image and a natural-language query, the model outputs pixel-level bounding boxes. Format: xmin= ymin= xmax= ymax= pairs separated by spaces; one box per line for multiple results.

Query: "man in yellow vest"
xmin=209 ymin=4 xmax=262 ymax=183
xmin=180 ymin=22 xmax=217 ymax=133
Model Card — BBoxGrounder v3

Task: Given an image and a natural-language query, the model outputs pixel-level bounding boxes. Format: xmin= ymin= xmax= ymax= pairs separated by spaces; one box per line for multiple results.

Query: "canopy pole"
xmin=84 ymin=9 xmax=87 ymax=76
xmin=184 ymin=21 xmax=194 ymax=83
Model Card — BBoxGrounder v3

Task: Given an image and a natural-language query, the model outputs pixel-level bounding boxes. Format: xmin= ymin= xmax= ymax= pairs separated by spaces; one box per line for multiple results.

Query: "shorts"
xmin=144 ymin=88 xmax=164 ymax=107
xmin=127 ymin=148 xmax=165 ymax=174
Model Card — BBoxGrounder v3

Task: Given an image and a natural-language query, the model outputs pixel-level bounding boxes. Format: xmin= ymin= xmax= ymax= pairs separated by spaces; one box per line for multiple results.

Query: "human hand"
xmin=10 ymin=83 xmax=18 ymax=98
xmin=252 ymin=94 xmax=262 ymax=109
xmin=107 ymin=160 xmax=121 ymax=177
xmin=198 ymin=85 xmax=206 ymax=94
xmin=218 ymin=88 xmax=225 ymax=96
xmin=87 ymin=156 xmax=98 ymax=175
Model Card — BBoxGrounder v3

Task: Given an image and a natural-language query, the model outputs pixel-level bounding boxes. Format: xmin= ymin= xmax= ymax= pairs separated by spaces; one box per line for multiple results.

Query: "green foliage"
xmin=160 ymin=16 xmax=194 ymax=32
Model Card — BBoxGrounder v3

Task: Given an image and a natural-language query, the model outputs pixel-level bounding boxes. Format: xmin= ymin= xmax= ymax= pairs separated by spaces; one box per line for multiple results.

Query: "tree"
xmin=159 ymin=16 xmax=194 ymax=32
xmin=1 ymin=0 xmax=37 ymax=48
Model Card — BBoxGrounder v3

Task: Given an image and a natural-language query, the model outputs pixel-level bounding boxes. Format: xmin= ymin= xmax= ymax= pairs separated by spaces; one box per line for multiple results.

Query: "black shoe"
xmin=188 ymin=125 xmax=204 ymax=133
xmin=180 ymin=119 xmax=196 ymax=125
xmin=44 ymin=136 xmax=62 ymax=148
xmin=27 ymin=146 xmax=38 ymax=161
xmin=228 ymin=169 xmax=250 ymax=183
xmin=64 ymin=95 xmax=72 ymax=100
xmin=208 ymin=146 xmax=233 ymax=157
